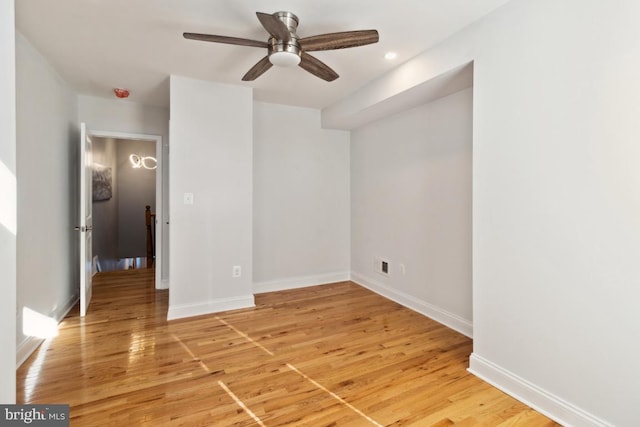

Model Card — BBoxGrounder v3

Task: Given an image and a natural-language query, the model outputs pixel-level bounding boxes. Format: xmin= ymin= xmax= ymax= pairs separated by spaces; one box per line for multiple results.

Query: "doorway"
xmin=88 ymin=130 xmax=165 ymax=290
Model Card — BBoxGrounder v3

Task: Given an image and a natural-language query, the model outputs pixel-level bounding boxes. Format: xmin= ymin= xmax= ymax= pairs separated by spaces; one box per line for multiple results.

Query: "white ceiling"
xmin=15 ymin=0 xmax=510 ymax=109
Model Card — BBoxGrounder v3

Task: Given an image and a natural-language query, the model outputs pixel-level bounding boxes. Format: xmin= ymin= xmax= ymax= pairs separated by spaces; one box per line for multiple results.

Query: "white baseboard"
xmin=157 ymin=278 xmax=169 ymax=290
xmin=17 ymin=293 xmax=79 ymax=368
xmin=469 ymin=353 xmax=611 ymax=427
xmin=58 ymin=293 xmax=79 ymax=321
xmin=350 ymin=272 xmax=473 ymax=338
xmin=92 ymin=255 xmax=99 ymax=276
xmin=253 ymin=271 xmax=351 ymax=294
xmin=167 ymin=294 xmax=255 ymax=321
xmin=17 ymin=335 xmax=44 ymax=369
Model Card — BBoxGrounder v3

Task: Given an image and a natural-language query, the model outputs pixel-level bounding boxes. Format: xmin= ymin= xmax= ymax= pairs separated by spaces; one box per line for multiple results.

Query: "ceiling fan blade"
xmin=242 ymin=56 xmax=273 ymax=81
xmin=298 ymin=52 xmax=339 ymax=82
xmin=299 ymin=30 xmax=379 ymax=51
xmin=256 ymin=12 xmax=290 ymax=42
xmin=183 ymin=32 xmax=268 ymax=48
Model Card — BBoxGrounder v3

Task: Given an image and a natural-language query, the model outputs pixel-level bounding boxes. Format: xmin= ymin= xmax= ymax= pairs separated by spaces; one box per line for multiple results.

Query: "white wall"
xmin=0 ymin=0 xmax=17 ymax=403
xmin=15 ymin=34 xmax=79 ymax=366
xmin=325 ymin=0 xmax=640 ymax=425
xmin=472 ymin=3 xmax=640 ymax=425
xmin=253 ymin=102 xmax=351 ymax=292
xmin=78 ymin=96 xmax=170 ymax=282
xmin=351 ymin=88 xmax=473 ymax=336
xmin=78 ymin=95 xmax=169 ymax=137
xmin=168 ymin=75 xmax=254 ymax=319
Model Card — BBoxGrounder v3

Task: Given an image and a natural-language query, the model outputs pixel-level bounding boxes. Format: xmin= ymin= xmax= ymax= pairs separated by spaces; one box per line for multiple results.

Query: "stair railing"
xmin=145 ymin=205 xmax=156 ymax=266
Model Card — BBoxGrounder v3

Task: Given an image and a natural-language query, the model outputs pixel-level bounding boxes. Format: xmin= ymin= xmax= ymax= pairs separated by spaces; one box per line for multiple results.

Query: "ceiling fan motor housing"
xmin=274 ymin=11 xmax=299 ymax=33
xmin=268 ymin=11 xmax=301 ymax=66
xmin=268 ymin=38 xmax=301 ymax=62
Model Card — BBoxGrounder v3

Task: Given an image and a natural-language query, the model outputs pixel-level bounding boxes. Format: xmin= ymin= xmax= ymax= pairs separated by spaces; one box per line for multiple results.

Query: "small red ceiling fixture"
xmin=113 ymin=88 xmax=130 ymax=98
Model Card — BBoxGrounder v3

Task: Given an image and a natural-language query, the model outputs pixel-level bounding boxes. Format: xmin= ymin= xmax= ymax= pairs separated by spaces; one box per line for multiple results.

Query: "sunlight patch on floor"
xmin=22 ymin=307 xmax=58 ymax=339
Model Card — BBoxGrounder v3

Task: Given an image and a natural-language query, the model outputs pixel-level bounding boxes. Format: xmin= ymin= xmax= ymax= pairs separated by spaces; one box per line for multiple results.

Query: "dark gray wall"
xmin=92 ymin=137 xmax=118 ymax=265
xmin=92 ymin=137 xmax=155 ymax=263
xmin=116 ymin=139 xmax=155 ymax=258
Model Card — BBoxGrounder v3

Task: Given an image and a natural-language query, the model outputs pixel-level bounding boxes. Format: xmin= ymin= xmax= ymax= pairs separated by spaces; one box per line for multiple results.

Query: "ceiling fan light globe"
xmin=269 ymin=51 xmax=301 ymax=67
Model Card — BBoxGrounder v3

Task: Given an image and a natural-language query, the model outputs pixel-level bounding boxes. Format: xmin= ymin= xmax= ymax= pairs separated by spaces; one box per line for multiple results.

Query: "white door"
xmin=155 ymin=138 xmax=163 ymax=289
xmin=79 ymin=123 xmax=93 ymax=316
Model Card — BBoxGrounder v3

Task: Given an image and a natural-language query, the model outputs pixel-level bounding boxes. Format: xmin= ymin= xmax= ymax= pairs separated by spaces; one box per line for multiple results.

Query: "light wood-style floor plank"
xmin=17 ymin=269 xmax=559 ymax=426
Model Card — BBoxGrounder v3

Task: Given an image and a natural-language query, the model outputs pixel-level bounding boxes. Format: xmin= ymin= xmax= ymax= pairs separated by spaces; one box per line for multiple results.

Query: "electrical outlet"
xmin=399 ymin=264 xmax=406 ymax=275
xmin=232 ymin=265 xmax=241 ymax=278
xmin=183 ymin=192 xmax=194 ymax=205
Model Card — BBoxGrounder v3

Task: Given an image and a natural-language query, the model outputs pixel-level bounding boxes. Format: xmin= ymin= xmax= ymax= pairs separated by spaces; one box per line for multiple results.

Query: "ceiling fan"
xmin=183 ymin=11 xmax=379 ymax=82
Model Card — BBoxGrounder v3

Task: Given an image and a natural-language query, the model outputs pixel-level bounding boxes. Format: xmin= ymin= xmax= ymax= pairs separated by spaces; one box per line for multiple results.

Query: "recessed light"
xmin=384 ymin=52 xmax=397 ymax=60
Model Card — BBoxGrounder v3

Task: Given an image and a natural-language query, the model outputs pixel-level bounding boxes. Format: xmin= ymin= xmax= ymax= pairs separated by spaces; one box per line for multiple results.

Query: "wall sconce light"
xmin=129 ymin=154 xmax=157 ymax=170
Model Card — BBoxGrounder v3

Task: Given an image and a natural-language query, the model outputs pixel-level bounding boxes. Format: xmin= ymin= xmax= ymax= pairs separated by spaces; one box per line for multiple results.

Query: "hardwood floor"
xmin=17 ymin=269 xmax=559 ymax=426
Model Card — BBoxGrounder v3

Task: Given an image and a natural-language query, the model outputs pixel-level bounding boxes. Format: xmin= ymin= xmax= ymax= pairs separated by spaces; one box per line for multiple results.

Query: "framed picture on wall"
xmin=92 ymin=163 xmax=112 ymax=201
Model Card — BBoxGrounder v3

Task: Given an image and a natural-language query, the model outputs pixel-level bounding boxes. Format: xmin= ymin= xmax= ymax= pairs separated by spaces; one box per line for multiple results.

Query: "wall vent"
xmin=374 ymin=257 xmax=390 ymax=276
